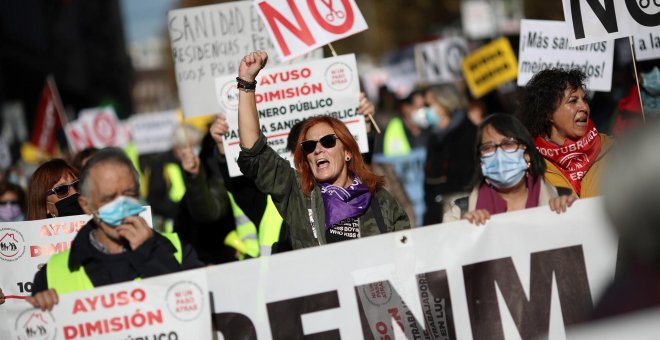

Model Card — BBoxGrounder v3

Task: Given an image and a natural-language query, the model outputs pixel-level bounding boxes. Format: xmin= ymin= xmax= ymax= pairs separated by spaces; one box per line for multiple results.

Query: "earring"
xmin=345 ymin=157 xmax=351 ymax=162
xmin=527 ymin=161 xmax=531 ymax=169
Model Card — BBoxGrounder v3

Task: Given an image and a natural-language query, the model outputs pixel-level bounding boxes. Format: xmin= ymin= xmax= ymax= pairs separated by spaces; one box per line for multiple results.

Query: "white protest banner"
xmin=215 ymin=54 xmax=367 ymax=177
xmin=518 ymin=20 xmax=614 ymax=92
xmin=0 ymin=268 xmax=211 ymax=340
xmin=168 ymin=1 xmax=322 ymax=118
xmin=415 ymin=37 xmax=468 ymax=85
xmin=128 ymin=111 xmax=179 ymax=155
xmin=633 ymin=32 xmax=660 ymax=61
xmin=255 ymin=0 xmax=368 ymax=61
xmin=562 ymin=0 xmax=660 ymax=45
xmin=0 ymin=209 xmax=152 ymax=301
xmin=207 ymin=198 xmax=618 ymax=339
xmin=64 ymin=107 xmax=130 ymax=152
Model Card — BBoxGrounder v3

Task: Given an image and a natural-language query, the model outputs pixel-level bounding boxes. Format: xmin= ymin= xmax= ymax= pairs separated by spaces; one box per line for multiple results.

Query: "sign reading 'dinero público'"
xmin=562 ymin=0 xmax=660 ymax=46
xmin=215 ymin=54 xmax=367 ymax=177
xmin=518 ymin=20 xmax=614 ymax=92
xmin=1 ymin=268 xmax=211 ymax=340
xmin=462 ymin=37 xmax=518 ymax=98
xmin=168 ymin=1 xmax=322 ymax=118
xmin=0 ymin=209 xmax=152 ymax=301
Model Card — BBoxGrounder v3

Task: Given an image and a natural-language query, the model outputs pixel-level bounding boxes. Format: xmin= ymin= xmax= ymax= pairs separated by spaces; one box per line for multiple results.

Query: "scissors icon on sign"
xmin=321 ymin=0 xmax=345 ymax=22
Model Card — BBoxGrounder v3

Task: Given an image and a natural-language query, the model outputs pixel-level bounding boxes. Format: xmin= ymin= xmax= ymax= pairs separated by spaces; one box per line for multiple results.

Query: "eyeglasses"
xmin=478 ymin=138 xmax=522 ymax=157
xmin=301 ymin=134 xmax=338 ymax=155
xmin=47 ymin=180 xmax=79 ymax=198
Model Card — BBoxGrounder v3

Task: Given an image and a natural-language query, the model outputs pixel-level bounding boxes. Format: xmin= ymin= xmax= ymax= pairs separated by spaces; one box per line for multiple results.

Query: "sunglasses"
xmin=300 ymin=134 xmax=338 ymax=155
xmin=47 ymin=180 xmax=79 ymax=198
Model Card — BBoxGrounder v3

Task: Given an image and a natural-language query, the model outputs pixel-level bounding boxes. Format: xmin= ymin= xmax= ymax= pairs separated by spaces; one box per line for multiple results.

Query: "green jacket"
xmin=237 ymin=134 xmax=410 ymax=249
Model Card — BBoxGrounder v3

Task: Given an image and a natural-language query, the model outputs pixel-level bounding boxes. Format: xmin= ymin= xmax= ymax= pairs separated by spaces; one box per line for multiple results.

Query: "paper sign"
xmin=1 ymin=268 xmax=211 ymax=340
xmin=415 ymin=37 xmax=468 ymax=85
xmin=518 ymin=20 xmax=614 ymax=92
xmin=64 ymin=107 xmax=130 ymax=152
xmin=562 ymin=0 xmax=660 ymax=45
xmin=168 ymin=1 xmax=322 ymax=118
xmin=462 ymin=37 xmax=518 ymax=98
xmin=255 ymin=0 xmax=368 ymax=61
xmin=215 ymin=54 xmax=367 ymax=177
xmin=128 ymin=111 xmax=180 ymax=154
xmin=633 ymin=32 xmax=660 ymax=61
xmin=0 ymin=209 xmax=152 ymax=299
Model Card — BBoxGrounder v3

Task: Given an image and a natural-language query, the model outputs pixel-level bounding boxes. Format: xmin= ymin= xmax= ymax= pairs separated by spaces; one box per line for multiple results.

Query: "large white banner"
xmin=128 ymin=111 xmax=179 ymax=155
xmin=1 ymin=268 xmax=211 ymax=340
xmin=518 ymin=20 xmax=614 ymax=92
xmin=215 ymin=54 xmax=368 ymax=177
xmin=255 ymin=0 xmax=368 ymax=61
xmin=414 ymin=37 xmax=468 ymax=85
xmin=633 ymin=32 xmax=660 ymax=61
xmin=168 ymin=1 xmax=322 ymax=118
xmin=0 ymin=209 xmax=152 ymax=301
xmin=562 ymin=0 xmax=660 ymax=45
xmin=207 ymin=198 xmax=618 ymax=339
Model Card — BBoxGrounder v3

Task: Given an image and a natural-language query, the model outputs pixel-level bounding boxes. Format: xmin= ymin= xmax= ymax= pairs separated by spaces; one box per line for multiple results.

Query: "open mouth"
xmin=316 ymin=159 xmax=329 ymax=168
xmin=575 ymin=115 xmax=588 ymax=127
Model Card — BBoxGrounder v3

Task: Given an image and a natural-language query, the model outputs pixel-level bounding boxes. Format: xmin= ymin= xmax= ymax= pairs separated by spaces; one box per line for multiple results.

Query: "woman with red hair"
xmin=236 ymin=51 xmax=410 ymax=249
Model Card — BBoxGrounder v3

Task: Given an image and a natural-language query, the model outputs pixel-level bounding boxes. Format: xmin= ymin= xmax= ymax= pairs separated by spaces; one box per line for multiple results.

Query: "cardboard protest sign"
xmin=255 ymin=0 xmax=368 ymax=61
xmin=215 ymin=54 xmax=367 ymax=177
xmin=633 ymin=32 xmax=660 ymax=61
xmin=0 ymin=268 xmax=211 ymax=340
xmin=168 ymin=1 xmax=322 ymax=118
xmin=518 ymin=20 xmax=614 ymax=92
xmin=128 ymin=111 xmax=179 ymax=155
xmin=0 ymin=209 xmax=152 ymax=300
xmin=562 ymin=0 xmax=660 ymax=45
xmin=207 ymin=198 xmax=618 ymax=339
xmin=64 ymin=107 xmax=130 ymax=152
xmin=415 ymin=37 xmax=468 ymax=85
xmin=462 ymin=37 xmax=518 ymax=98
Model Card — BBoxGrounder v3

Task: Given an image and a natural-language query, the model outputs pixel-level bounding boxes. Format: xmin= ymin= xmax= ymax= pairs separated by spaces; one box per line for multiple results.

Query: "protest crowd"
xmin=1 ymin=0 xmax=660 ymax=338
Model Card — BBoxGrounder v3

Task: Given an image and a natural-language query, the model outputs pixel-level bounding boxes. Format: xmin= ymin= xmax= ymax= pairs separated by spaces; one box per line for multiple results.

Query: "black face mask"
xmin=54 ymin=193 xmax=85 ymax=217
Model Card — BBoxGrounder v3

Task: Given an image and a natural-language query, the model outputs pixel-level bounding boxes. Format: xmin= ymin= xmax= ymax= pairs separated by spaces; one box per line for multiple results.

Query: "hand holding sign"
xmin=210 ymin=114 xmax=229 ymax=155
xmin=26 ymin=288 xmax=59 ymax=311
xmin=239 ymin=51 xmax=269 ymax=83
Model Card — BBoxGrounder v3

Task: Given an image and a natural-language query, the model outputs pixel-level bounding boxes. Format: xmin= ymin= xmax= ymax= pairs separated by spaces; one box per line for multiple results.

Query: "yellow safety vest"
xmin=164 ymin=163 xmax=186 ymax=203
xmin=46 ymin=233 xmax=183 ymax=295
xmin=383 ymin=117 xmax=411 ymax=157
xmin=224 ymin=192 xmax=283 ymax=258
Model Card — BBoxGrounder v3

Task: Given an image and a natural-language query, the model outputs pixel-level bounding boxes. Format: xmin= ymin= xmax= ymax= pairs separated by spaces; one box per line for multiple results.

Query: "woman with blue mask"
xmin=443 ymin=114 xmax=576 ymax=225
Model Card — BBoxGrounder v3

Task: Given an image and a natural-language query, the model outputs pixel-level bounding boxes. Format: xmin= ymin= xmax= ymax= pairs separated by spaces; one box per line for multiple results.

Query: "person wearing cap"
xmin=27 ymin=148 xmax=203 ymax=311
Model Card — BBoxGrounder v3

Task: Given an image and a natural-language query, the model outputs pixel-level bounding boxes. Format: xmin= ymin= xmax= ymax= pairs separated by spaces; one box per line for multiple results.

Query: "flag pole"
xmin=47 ymin=75 xmax=75 ymax=151
xmin=628 ymin=37 xmax=646 ymax=123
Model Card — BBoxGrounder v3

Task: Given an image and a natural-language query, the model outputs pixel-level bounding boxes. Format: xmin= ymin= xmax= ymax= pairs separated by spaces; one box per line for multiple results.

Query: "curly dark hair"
xmin=517 ymin=68 xmax=587 ymax=137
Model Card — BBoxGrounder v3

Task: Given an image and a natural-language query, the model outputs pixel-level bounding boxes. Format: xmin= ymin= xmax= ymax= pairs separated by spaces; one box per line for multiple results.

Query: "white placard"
xmin=128 ymin=111 xmax=179 ymax=154
xmin=168 ymin=1 xmax=322 ymax=118
xmin=255 ymin=0 xmax=368 ymax=61
xmin=415 ymin=37 xmax=468 ymax=85
xmin=215 ymin=54 xmax=367 ymax=177
xmin=562 ymin=0 xmax=660 ymax=45
xmin=207 ymin=198 xmax=618 ymax=339
xmin=1 ymin=268 xmax=211 ymax=340
xmin=0 ymin=209 xmax=152 ymax=300
xmin=64 ymin=107 xmax=130 ymax=152
xmin=518 ymin=19 xmax=615 ymax=92
xmin=633 ymin=32 xmax=660 ymax=61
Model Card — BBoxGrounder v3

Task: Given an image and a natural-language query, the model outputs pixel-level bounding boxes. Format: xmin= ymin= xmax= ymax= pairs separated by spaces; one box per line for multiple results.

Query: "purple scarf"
xmin=475 ymin=174 xmax=541 ymax=214
xmin=319 ymin=176 xmax=372 ymax=228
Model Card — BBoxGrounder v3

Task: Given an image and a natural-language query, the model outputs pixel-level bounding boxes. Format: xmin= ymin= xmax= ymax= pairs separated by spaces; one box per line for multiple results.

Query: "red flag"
xmin=31 ymin=76 xmax=66 ymax=155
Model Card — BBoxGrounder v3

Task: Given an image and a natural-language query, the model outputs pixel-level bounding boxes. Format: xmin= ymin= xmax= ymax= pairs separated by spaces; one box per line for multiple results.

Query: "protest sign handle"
xmin=629 ymin=37 xmax=646 ymax=123
xmin=5 ymin=295 xmax=27 ymax=299
xmin=178 ymin=109 xmax=192 ymax=149
xmin=327 ymin=43 xmax=381 ymax=134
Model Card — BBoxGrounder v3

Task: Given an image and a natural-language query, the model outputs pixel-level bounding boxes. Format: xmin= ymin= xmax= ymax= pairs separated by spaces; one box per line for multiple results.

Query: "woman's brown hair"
xmin=293 ymin=116 xmax=384 ymax=196
xmin=26 ymin=159 xmax=79 ymax=220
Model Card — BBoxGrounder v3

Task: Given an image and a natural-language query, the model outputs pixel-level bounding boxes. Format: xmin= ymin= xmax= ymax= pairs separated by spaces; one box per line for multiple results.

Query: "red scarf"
xmin=534 ymin=120 xmax=601 ymax=195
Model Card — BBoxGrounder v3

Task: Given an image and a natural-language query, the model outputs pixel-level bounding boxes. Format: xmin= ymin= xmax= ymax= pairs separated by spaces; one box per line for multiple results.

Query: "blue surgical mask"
xmin=642 ymin=67 xmax=660 ymax=97
xmin=97 ymin=196 xmax=146 ymax=227
xmin=480 ymin=149 xmax=528 ymax=189
xmin=412 ymin=106 xmax=440 ymax=128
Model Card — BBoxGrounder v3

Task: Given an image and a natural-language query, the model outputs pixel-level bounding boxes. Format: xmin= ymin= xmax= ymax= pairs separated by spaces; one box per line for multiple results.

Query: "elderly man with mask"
xmin=27 ymin=148 xmax=203 ymax=310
